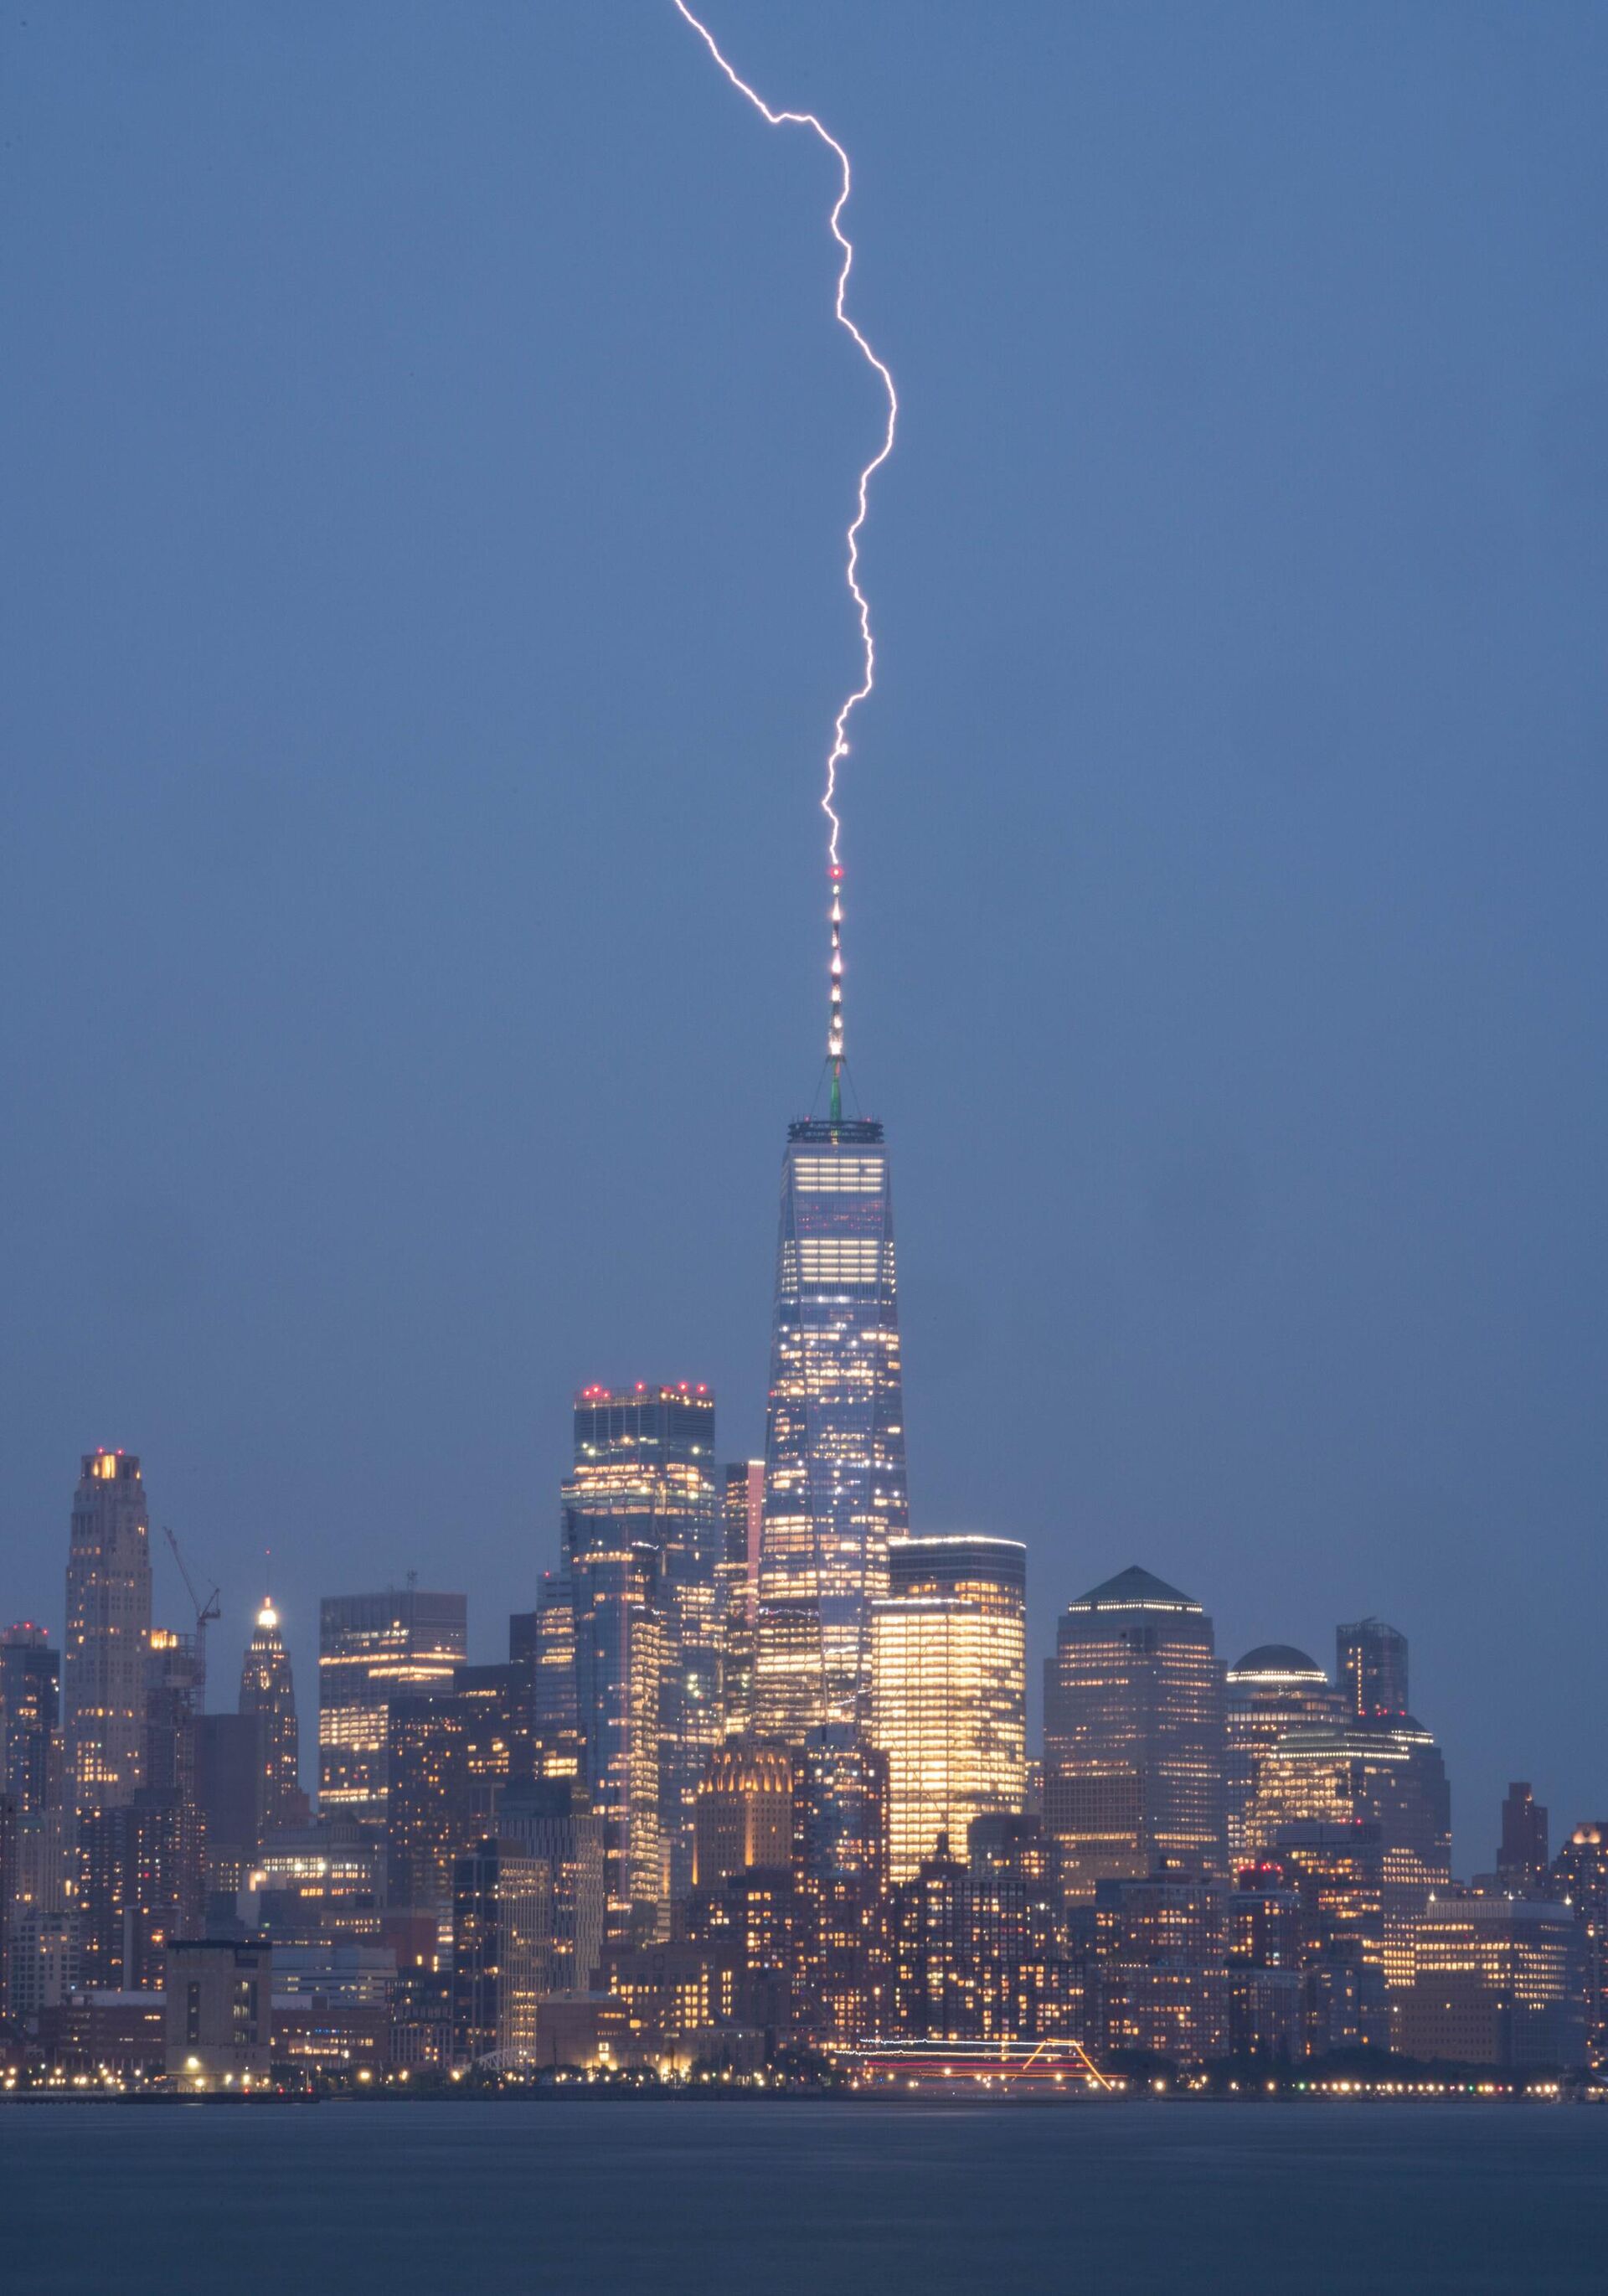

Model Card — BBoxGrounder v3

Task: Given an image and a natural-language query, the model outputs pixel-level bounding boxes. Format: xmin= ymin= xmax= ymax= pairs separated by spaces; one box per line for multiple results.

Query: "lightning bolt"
xmin=672 ymin=1 xmax=898 ymax=1087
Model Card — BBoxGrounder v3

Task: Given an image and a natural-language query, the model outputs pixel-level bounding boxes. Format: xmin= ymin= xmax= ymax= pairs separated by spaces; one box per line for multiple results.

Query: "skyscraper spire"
xmin=828 ymin=864 xmax=845 ymax=1124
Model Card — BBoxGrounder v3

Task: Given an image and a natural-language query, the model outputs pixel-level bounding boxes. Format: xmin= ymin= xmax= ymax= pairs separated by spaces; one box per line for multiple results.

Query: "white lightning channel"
xmin=672 ymin=0 xmax=897 ymax=1075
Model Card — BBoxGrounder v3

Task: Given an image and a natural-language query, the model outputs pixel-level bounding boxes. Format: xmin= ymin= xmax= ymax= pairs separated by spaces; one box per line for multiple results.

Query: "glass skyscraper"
xmin=317 ymin=1587 xmax=467 ymax=1825
xmin=755 ymin=1115 xmax=909 ymax=1741
xmin=871 ymin=1535 xmax=1028 ymax=1882
xmin=1224 ymin=1643 xmax=1342 ymax=1864
xmin=560 ymin=1384 xmax=719 ymax=1932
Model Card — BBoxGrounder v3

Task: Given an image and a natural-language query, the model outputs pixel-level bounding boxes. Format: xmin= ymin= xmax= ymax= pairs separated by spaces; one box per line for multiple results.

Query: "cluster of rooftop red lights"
xmin=577 ymin=1382 xmax=710 ymax=1400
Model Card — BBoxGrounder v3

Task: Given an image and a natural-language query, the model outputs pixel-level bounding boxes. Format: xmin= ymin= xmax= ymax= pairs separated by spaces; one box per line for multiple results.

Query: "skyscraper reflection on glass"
xmin=756 ymin=1115 xmax=909 ymax=1741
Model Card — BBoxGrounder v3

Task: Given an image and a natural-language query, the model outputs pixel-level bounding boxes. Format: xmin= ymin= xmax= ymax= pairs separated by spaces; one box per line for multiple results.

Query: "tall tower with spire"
xmin=238 ymin=1591 xmax=302 ymax=1834
xmin=755 ymin=868 xmax=909 ymax=1741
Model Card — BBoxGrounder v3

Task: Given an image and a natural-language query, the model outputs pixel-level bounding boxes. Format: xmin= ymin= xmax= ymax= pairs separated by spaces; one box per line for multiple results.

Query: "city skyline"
xmin=3 ymin=1 xmax=1605 ymax=1880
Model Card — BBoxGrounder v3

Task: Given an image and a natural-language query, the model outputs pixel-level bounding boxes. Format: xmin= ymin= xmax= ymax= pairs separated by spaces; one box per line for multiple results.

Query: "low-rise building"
xmin=163 ymin=1938 xmax=272 ymax=2087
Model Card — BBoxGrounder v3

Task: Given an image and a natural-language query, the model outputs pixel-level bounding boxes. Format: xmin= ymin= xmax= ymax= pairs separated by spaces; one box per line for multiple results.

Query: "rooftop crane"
xmin=163 ymin=1525 xmax=221 ymax=1712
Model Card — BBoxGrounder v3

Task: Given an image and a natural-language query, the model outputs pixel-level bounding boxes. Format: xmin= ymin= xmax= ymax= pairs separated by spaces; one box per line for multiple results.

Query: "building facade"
xmin=1225 ymin=1644 xmax=1343 ymax=1864
xmin=1250 ymin=1719 xmax=1451 ymax=1988
xmin=755 ymin=1117 xmax=909 ymax=1742
xmin=1395 ymin=1895 xmax=1587 ymax=2068
xmin=718 ymin=1460 xmax=764 ymax=1741
xmin=1044 ymin=1567 xmax=1226 ymax=1901
xmin=62 ymin=1450 xmax=152 ymax=1818
xmin=871 ymin=1535 xmax=1027 ymax=1882
xmin=1337 ymin=1618 xmax=1410 ymax=1723
xmin=239 ymin=1597 xmax=302 ymax=1834
xmin=317 ymin=1587 xmax=467 ymax=1826
xmin=693 ymin=1745 xmax=796 ymax=1891
xmin=164 ymin=1938 xmax=272 ymax=2086
xmin=2 ymin=1625 xmax=59 ymax=1815
xmin=562 ymin=1384 xmax=720 ymax=1929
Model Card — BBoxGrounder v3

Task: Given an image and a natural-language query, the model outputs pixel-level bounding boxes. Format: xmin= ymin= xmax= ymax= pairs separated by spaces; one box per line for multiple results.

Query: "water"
xmin=5 ymin=2099 xmax=1604 ymax=2293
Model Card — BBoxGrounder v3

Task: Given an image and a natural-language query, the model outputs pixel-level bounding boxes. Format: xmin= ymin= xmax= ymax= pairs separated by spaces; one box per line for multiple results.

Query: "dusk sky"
xmin=3 ymin=2 xmax=1605 ymax=1860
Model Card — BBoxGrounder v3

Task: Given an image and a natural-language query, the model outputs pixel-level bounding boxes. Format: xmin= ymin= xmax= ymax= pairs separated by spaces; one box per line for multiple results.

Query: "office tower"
xmin=196 ymin=1711 xmax=268 ymax=1896
xmin=882 ymin=1834 xmax=1078 ymax=2046
xmin=1225 ymin=1646 xmax=1343 ymax=1862
xmin=1250 ymin=1718 xmax=1451 ymax=1986
xmin=718 ymin=1461 xmax=764 ymax=1741
xmin=1267 ymin=1820 xmax=1392 ymax=2054
xmin=1225 ymin=1862 xmax=1305 ymax=2061
xmin=1090 ymin=1865 xmax=1231 ymax=2065
xmin=693 ymin=1745 xmax=796 ymax=1891
xmin=455 ymin=1662 xmax=535 ymax=1804
xmin=0 ymin=1794 xmax=12 ymax=2011
xmin=562 ymin=1384 xmax=719 ymax=1928
xmin=755 ymin=1115 xmax=909 ymax=1742
xmin=1044 ymin=1566 xmax=1227 ymax=1901
xmin=798 ymin=1726 xmax=888 ymax=1888
xmin=494 ymin=1778 xmax=607 ymax=2000
xmin=245 ymin=1813 xmax=383 ymax=1942
xmin=384 ymin=1660 xmax=535 ymax=1917
xmin=1496 ymin=1781 xmax=1549 ymax=1892
xmin=1337 ymin=1618 xmax=1410 ymax=1722
xmin=527 ymin=1571 xmax=583 ymax=1783
xmin=79 ymin=1784 xmax=201 ymax=1993
xmin=239 ymin=1597 xmax=303 ymax=1834
xmin=1395 ymin=1896 xmax=1587 ymax=2069
xmin=451 ymin=1794 xmax=605 ymax=2070
xmin=870 ymin=1535 xmax=1027 ymax=1882
xmin=385 ymin=1691 xmax=471 ymax=1916
xmin=2 ymin=1625 xmax=59 ymax=1814
xmin=1551 ymin=1822 xmax=1608 ymax=2069
xmin=795 ymin=1726 xmax=889 ymax=2042
xmin=317 ymin=1586 xmax=467 ymax=1825
xmin=73 ymin=1626 xmax=207 ymax=1987
xmin=62 ymin=1449 xmax=153 ymax=1816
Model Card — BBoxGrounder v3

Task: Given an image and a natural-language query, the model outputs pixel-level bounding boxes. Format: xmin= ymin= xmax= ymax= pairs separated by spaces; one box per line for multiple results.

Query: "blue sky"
xmin=3 ymin=2 xmax=1605 ymax=1857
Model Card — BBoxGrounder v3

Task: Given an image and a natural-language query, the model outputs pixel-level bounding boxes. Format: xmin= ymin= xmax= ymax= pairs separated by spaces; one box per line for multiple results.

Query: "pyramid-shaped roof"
xmin=1072 ymin=1564 xmax=1198 ymax=1612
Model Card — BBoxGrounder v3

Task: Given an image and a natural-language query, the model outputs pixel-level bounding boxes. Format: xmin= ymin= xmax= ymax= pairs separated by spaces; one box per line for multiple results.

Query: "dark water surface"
xmin=5 ymin=2099 xmax=1604 ymax=2293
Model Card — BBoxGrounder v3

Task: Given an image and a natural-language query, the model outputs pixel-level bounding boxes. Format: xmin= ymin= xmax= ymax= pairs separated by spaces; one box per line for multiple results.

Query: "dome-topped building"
xmin=1229 ymin=1644 xmax=1327 ymax=1685
xmin=1225 ymin=1641 xmax=1343 ymax=1865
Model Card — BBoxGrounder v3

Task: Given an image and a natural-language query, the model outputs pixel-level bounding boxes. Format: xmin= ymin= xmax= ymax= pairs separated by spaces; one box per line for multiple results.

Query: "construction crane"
xmin=164 ymin=1525 xmax=221 ymax=1712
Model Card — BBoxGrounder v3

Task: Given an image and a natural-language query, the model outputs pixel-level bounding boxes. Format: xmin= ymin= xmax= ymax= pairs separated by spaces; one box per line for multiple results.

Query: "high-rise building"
xmin=1044 ymin=1566 xmax=1226 ymax=1901
xmin=755 ymin=1114 xmax=908 ymax=1742
xmin=2 ymin=1625 xmax=59 ymax=1815
xmin=451 ymin=1788 xmax=606 ymax=2069
xmin=1250 ymin=1719 xmax=1451 ymax=1988
xmin=1395 ymin=1894 xmax=1587 ymax=2069
xmin=317 ymin=1587 xmax=467 ymax=1826
xmin=561 ymin=1384 xmax=719 ymax=1928
xmin=718 ymin=1461 xmax=764 ymax=1741
xmin=870 ymin=1535 xmax=1027 ymax=1882
xmin=1496 ymin=1781 xmax=1549 ymax=1893
xmin=62 ymin=1450 xmax=152 ymax=1817
xmin=526 ymin=1570 xmax=583 ymax=1784
xmin=1551 ymin=1821 xmax=1608 ymax=2070
xmin=797 ymin=1725 xmax=889 ymax=1890
xmin=1090 ymin=1864 xmax=1231 ymax=2066
xmin=385 ymin=1690 xmax=472 ymax=1917
xmin=693 ymin=1745 xmax=796 ymax=1891
xmin=196 ymin=1711 xmax=268 ymax=1896
xmin=1337 ymin=1618 xmax=1410 ymax=1723
xmin=239 ymin=1597 xmax=302 ymax=1834
xmin=1224 ymin=1645 xmax=1343 ymax=1863
xmin=494 ymin=1778 xmax=606 ymax=2002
